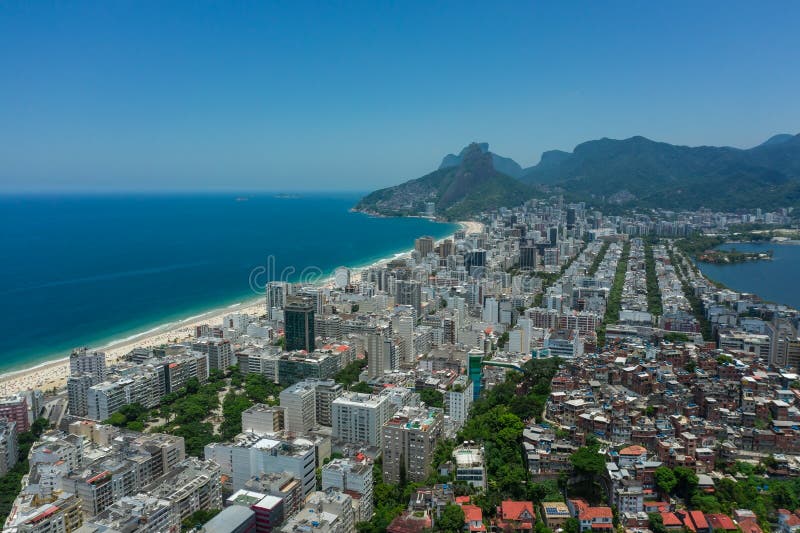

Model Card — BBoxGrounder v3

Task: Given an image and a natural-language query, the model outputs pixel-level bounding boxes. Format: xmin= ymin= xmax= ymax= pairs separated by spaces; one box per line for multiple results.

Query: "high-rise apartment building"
xmin=68 ymin=348 xmax=108 ymax=418
xmin=266 ymin=281 xmax=289 ymax=321
xmin=192 ymin=338 xmax=232 ymax=371
xmin=331 ymin=392 xmax=395 ymax=448
xmin=382 ymin=406 xmax=444 ymax=484
xmin=520 ymin=243 xmax=538 ymax=271
xmin=69 ymin=348 xmax=107 ymax=379
xmin=366 ymin=328 xmax=392 ymax=379
xmin=321 ymin=458 xmax=373 ymax=523
xmin=414 ymin=236 xmax=434 ymax=258
xmin=394 ymin=280 xmax=422 ymax=316
xmin=279 ymin=381 xmax=317 ymax=434
xmin=0 ymin=395 xmax=29 ymax=433
xmin=284 ymin=296 xmax=315 ymax=352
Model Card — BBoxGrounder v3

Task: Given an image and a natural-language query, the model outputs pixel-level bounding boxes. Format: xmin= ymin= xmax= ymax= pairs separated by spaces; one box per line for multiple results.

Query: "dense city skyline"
xmin=3 ymin=3 xmax=800 ymax=533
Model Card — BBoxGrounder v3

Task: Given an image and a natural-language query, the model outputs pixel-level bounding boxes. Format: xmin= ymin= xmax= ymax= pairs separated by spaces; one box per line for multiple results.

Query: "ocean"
xmin=0 ymin=193 xmax=456 ymax=373
xmin=695 ymin=242 xmax=800 ymax=309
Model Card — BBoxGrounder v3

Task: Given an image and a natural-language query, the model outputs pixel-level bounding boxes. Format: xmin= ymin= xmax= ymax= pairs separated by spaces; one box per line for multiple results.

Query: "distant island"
xmin=355 ymin=133 xmax=800 ymax=218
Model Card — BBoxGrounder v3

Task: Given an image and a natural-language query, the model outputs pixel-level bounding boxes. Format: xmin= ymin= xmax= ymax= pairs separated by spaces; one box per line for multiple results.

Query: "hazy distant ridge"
xmin=357 ymin=133 xmax=800 ymax=215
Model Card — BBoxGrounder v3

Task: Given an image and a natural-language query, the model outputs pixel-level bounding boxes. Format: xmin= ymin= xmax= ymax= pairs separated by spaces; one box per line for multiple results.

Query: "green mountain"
xmin=355 ymin=143 xmax=534 ymax=219
xmin=357 ymin=133 xmax=800 ymax=217
xmin=520 ymin=133 xmax=800 ymax=209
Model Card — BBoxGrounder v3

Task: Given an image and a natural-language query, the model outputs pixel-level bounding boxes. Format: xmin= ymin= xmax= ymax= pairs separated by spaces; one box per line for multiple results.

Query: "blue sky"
xmin=1 ymin=1 xmax=799 ymax=191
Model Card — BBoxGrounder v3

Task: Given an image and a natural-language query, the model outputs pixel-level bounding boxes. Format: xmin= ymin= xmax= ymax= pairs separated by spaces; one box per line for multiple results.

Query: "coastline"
xmin=691 ymin=241 xmax=800 ymax=309
xmin=0 ymin=220 xmax=482 ymax=396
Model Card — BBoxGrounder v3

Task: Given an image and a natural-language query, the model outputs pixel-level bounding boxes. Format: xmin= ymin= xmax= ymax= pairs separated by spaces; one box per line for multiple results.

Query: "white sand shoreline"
xmin=0 ymin=220 xmax=482 ymax=396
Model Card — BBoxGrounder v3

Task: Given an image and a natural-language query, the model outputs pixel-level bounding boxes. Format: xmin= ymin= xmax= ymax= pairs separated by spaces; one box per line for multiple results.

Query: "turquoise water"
xmin=695 ymin=242 xmax=800 ymax=309
xmin=0 ymin=193 xmax=456 ymax=373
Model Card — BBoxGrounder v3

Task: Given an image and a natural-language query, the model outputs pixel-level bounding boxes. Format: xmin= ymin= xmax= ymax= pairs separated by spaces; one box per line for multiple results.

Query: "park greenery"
xmin=644 ymin=241 xmax=663 ymax=316
xmin=597 ymin=240 xmax=630 ymax=347
xmin=152 ymin=373 xmax=226 ymax=456
xmin=100 ymin=358 xmax=371 ymax=460
xmin=587 ymin=241 xmax=610 ymax=277
xmin=334 ymin=359 xmax=368 ymax=388
xmin=104 ymin=402 xmax=150 ymax=432
xmin=148 ymin=369 xmax=282 ymax=456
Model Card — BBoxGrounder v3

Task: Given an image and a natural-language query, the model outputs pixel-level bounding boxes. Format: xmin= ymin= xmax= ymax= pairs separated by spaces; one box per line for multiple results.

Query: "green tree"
xmin=220 ymin=391 xmax=253 ymax=440
xmin=334 ymin=359 xmax=368 ymax=387
xmin=691 ymin=492 xmax=722 ymax=513
xmin=186 ymin=377 xmax=201 ymax=394
xmin=648 ymin=512 xmax=667 ymax=533
xmin=181 ymin=508 xmax=220 ymax=531
xmin=351 ymin=382 xmax=373 ymax=394
xmin=105 ymin=412 xmax=127 ymax=427
xmin=563 ymin=518 xmax=580 ymax=533
xmin=126 ymin=420 xmax=145 ymax=432
xmin=673 ymin=466 xmax=699 ymax=500
xmin=229 ymin=365 xmax=244 ymax=388
xmin=664 ymin=332 xmax=691 ymax=343
xmin=419 ymin=388 xmax=444 ymax=408
xmin=570 ymin=447 xmax=605 ymax=477
xmin=435 ymin=504 xmax=465 ymax=532
xmin=245 ymin=373 xmax=281 ymax=404
xmin=654 ymin=466 xmax=677 ymax=495
xmin=497 ymin=331 xmax=510 ymax=349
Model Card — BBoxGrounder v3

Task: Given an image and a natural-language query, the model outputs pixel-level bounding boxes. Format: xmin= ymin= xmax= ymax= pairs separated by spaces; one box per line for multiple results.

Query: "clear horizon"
xmin=1 ymin=1 xmax=799 ymax=191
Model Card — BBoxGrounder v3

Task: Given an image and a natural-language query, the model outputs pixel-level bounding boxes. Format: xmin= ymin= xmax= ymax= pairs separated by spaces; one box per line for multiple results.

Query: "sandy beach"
xmin=0 ymin=220 xmax=483 ymax=397
xmin=0 ymin=299 xmax=267 ymax=396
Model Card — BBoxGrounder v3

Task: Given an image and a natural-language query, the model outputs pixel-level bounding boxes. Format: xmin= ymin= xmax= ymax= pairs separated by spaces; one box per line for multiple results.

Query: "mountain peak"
xmin=757 ymin=133 xmax=797 ymax=148
xmin=439 ymin=142 xmax=524 ymax=178
xmin=356 ymin=142 xmax=532 ymax=219
xmin=456 ymin=142 xmax=494 ymax=176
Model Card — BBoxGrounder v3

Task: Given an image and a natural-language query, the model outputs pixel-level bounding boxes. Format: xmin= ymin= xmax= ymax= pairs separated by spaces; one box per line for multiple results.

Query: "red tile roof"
xmin=644 ymin=502 xmax=670 ymax=512
xmin=463 ymin=505 xmax=483 ymax=522
xmin=783 ymin=512 xmax=800 ymax=527
xmin=569 ymin=498 xmax=589 ymax=517
xmin=707 ymin=514 xmax=737 ymax=531
xmin=738 ymin=517 xmax=763 ymax=533
xmin=619 ymin=445 xmax=648 ymax=456
xmin=580 ymin=507 xmax=613 ymax=521
xmin=500 ymin=501 xmax=535 ymax=521
xmin=689 ymin=510 xmax=709 ymax=530
xmin=387 ymin=513 xmax=432 ymax=533
xmin=463 ymin=504 xmax=486 ymax=531
xmin=661 ymin=512 xmax=683 ymax=527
